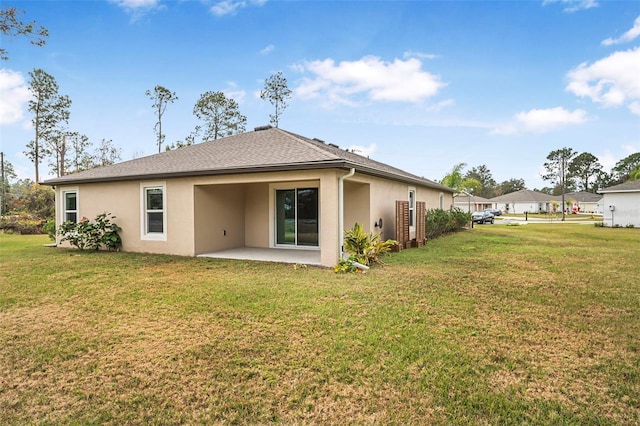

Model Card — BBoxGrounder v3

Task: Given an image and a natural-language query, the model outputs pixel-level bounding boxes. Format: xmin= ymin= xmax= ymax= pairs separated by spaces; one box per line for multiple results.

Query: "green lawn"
xmin=1 ymin=225 xmax=638 ymax=425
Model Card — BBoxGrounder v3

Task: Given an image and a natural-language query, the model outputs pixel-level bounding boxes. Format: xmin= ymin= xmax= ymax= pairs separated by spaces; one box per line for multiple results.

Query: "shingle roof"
xmin=489 ymin=189 xmax=559 ymax=203
xmin=565 ymin=191 xmax=603 ymax=202
xmin=43 ymin=127 xmax=454 ymax=192
xmin=600 ymin=179 xmax=640 ymax=193
xmin=453 ymin=195 xmax=491 ymax=203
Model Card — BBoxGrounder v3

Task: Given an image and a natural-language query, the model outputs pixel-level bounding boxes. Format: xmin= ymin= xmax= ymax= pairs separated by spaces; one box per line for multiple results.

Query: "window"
xmin=141 ymin=183 xmax=166 ymax=240
xmin=62 ymin=190 xmax=78 ymax=223
xmin=275 ymin=188 xmax=319 ymax=247
xmin=439 ymin=193 xmax=444 ymax=210
xmin=408 ymin=189 xmax=416 ymax=227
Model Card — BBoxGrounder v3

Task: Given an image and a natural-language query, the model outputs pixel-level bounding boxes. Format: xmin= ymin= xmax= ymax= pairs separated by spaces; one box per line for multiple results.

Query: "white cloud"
xmin=110 ymin=0 xmax=163 ymax=20
xmin=598 ymin=150 xmax=617 ymax=171
xmin=493 ymin=107 xmax=588 ymax=134
xmin=346 ymin=144 xmax=377 ymax=157
xmin=260 ymin=44 xmax=275 ymax=55
xmin=566 ymin=47 xmax=640 ymax=115
xmin=0 ymin=69 xmax=31 ymax=125
xmin=221 ymin=81 xmax=246 ymax=103
xmin=210 ymin=1 xmax=245 ymax=16
xmin=542 ymin=0 xmax=598 ymax=13
xmin=294 ymin=56 xmax=446 ymax=107
xmin=602 ymin=16 xmax=640 ymax=46
xmin=427 ymin=98 xmax=455 ymax=112
xmin=622 ymin=144 xmax=640 ymax=155
xmin=112 ymin=0 xmax=159 ymax=8
xmin=403 ymin=50 xmax=438 ymax=60
xmin=210 ymin=0 xmax=266 ymax=16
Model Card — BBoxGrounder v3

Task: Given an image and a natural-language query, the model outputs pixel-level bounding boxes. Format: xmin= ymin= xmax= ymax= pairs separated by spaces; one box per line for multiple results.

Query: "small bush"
xmin=425 ymin=208 xmax=471 ymax=240
xmin=43 ymin=219 xmax=57 ymax=240
xmin=594 ymin=221 xmax=604 ymax=228
xmin=58 ymin=213 xmax=122 ymax=251
xmin=336 ymin=223 xmax=397 ymax=272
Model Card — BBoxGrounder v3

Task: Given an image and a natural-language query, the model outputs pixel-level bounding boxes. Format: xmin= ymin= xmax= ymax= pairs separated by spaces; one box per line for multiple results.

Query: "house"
xmin=564 ymin=191 xmax=603 ymax=214
xmin=490 ymin=189 xmax=559 ymax=214
xmin=453 ymin=194 xmax=492 ymax=213
xmin=599 ymin=180 xmax=640 ymax=227
xmin=43 ymin=127 xmax=455 ymax=267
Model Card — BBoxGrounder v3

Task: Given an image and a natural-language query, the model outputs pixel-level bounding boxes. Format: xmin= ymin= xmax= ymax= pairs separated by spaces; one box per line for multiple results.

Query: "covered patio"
xmin=197 ymin=247 xmax=322 ymax=265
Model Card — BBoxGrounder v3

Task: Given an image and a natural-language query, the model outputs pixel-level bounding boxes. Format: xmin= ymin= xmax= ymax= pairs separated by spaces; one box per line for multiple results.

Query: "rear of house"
xmin=47 ymin=127 xmax=454 ymax=267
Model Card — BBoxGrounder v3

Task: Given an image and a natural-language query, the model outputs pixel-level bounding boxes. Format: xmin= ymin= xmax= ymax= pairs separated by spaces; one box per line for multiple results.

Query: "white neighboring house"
xmin=490 ymin=189 xmax=559 ymax=214
xmin=453 ymin=194 xmax=492 ymax=213
xmin=565 ymin=191 xmax=603 ymax=214
xmin=599 ymin=180 xmax=640 ymax=227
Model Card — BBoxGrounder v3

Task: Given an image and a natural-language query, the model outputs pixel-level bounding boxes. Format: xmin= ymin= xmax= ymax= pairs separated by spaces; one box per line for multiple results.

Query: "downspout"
xmin=338 ymin=168 xmax=356 ymax=259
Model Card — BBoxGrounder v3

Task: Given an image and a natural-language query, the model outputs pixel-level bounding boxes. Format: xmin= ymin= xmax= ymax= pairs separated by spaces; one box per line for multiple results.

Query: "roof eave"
xmin=43 ymin=159 xmax=455 ymax=193
xmin=42 ymin=161 xmax=348 ymax=186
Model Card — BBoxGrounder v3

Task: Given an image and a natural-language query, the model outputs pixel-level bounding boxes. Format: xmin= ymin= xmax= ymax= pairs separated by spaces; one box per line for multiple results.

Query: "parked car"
xmin=472 ymin=211 xmax=494 ymax=224
xmin=484 ymin=208 xmax=502 ymax=216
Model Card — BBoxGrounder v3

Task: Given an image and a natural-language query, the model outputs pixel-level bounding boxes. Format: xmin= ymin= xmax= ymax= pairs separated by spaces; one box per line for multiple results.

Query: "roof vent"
xmin=328 ymin=143 xmax=339 ymax=148
xmin=254 ymin=125 xmax=273 ymax=131
xmin=312 ymin=138 xmax=325 ymax=144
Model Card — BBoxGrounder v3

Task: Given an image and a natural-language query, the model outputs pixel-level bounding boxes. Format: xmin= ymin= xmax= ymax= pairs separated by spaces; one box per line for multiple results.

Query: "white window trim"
xmin=61 ymin=187 xmax=79 ymax=224
xmin=408 ymin=188 xmax=416 ymax=231
xmin=269 ymin=182 xmax=321 ymax=250
xmin=140 ymin=182 xmax=167 ymax=241
xmin=439 ymin=193 xmax=444 ymax=210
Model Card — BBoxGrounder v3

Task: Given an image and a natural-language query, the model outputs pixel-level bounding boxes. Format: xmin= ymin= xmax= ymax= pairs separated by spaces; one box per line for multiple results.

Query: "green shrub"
xmin=58 ymin=213 xmax=122 ymax=251
xmin=340 ymin=223 xmax=397 ymax=269
xmin=43 ymin=219 xmax=57 ymax=240
xmin=425 ymin=208 xmax=470 ymax=240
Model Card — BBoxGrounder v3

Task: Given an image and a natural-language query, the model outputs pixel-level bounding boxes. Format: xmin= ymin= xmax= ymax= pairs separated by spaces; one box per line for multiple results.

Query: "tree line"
xmin=17 ymin=68 xmax=292 ymax=182
xmin=441 ymin=150 xmax=640 ymax=199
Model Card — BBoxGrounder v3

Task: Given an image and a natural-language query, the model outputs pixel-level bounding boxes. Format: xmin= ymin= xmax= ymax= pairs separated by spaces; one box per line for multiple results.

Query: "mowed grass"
xmin=0 ymin=225 xmax=638 ymax=425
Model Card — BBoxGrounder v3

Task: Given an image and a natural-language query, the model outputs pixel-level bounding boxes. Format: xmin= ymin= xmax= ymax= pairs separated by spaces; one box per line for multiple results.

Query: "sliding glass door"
xmin=276 ymin=188 xmax=318 ymax=247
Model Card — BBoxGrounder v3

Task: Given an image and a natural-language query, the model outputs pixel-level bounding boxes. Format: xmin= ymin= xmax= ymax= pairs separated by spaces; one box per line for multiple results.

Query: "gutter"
xmin=338 ymin=168 xmax=355 ymax=259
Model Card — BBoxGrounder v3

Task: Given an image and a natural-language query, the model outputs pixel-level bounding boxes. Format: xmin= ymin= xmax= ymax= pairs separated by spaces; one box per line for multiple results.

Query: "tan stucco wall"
xmin=344 ymin=173 xmax=452 ymax=242
xmin=55 ymin=169 xmax=452 ymax=267
xmin=344 ymin=181 xmax=371 ymax=233
xmin=194 ymin=184 xmax=246 ymax=253
xmin=55 ymin=179 xmax=197 ymax=255
xmin=244 ymin=183 xmax=269 ymax=248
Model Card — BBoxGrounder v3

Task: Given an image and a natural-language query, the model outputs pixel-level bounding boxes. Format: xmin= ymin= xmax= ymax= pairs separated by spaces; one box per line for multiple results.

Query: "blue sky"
xmin=1 ymin=0 xmax=639 ymax=189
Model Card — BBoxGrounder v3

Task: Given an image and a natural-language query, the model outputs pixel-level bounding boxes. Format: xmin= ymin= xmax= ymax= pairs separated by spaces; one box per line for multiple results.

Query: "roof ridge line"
xmin=275 ymin=128 xmax=341 ymax=161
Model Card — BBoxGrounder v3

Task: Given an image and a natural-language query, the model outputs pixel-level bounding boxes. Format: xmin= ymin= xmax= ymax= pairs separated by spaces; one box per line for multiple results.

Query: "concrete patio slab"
xmin=197 ymin=247 xmax=322 ymax=266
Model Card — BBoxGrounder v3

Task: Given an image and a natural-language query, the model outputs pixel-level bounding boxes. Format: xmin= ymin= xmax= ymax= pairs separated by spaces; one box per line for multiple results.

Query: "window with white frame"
xmin=439 ymin=193 xmax=444 ymax=209
xmin=141 ymin=183 xmax=166 ymax=240
xmin=62 ymin=190 xmax=78 ymax=223
xmin=408 ymin=189 xmax=416 ymax=227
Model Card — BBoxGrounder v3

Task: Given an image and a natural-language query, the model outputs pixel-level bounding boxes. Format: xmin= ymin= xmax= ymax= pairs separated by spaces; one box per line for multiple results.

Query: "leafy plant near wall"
xmin=58 ymin=212 xmax=121 ymax=251
xmin=425 ymin=208 xmax=471 ymax=239
xmin=341 ymin=222 xmax=397 ymax=267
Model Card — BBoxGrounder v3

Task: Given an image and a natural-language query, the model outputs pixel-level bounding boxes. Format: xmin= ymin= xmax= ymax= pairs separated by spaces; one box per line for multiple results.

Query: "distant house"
xmin=599 ymin=180 xmax=640 ymax=227
xmin=453 ymin=194 xmax=492 ymax=212
xmin=43 ymin=127 xmax=455 ymax=267
xmin=490 ymin=189 xmax=558 ymax=214
xmin=564 ymin=191 xmax=603 ymax=214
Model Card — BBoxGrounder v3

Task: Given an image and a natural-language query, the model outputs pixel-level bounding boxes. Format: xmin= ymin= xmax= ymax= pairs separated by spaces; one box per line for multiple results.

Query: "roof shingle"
xmin=43 ymin=127 xmax=454 ymax=193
